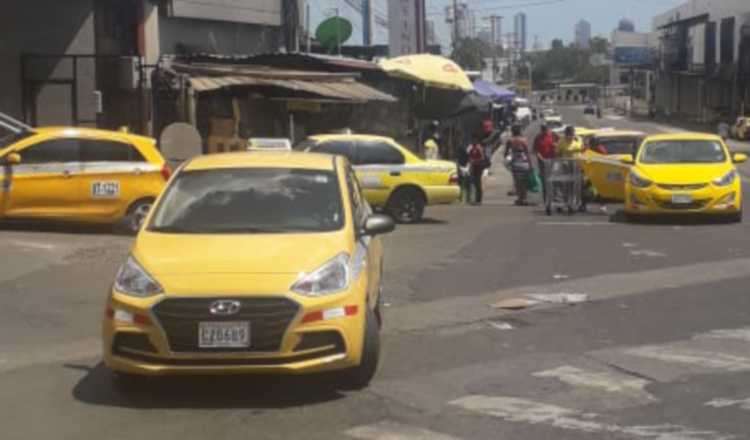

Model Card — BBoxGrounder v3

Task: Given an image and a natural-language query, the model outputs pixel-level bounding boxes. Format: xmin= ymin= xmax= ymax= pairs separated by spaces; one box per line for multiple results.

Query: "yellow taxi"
xmin=582 ymin=130 xmax=645 ymax=202
xmin=0 ymin=114 xmax=168 ymax=233
xmin=588 ymin=133 xmax=746 ymax=222
xmin=298 ymin=134 xmax=460 ymax=223
xmin=102 ymin=151 xmax=395 ymax=389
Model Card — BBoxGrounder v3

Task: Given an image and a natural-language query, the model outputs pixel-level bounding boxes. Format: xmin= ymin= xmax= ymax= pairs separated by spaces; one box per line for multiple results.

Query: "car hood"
xmin=636 ymin=163 xmax=733 ymax=184
xmin=133 ymin=231 xmax=350 ymax=276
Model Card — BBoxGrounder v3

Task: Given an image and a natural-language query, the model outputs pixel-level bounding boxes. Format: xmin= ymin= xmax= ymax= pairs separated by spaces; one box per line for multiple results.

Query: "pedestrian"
xmin=467 ymin=133 xmax=486 ymax=205
xmin=424 ymin=121 xmax=440 ymax=160
xmin=533 ymin=124 xmax=555 ymax=201
xmin=456 ymin=139 xmax=472 ymax=203
xmin=555 ymin=126 xmax=583 ymax=158
xmin=504 ymin=125 xmax=532 ymax=206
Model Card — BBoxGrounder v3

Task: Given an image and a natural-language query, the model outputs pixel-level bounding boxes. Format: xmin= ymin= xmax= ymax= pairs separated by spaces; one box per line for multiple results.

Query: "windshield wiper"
xmin=148 ymin=225 xmax=197 ymax=233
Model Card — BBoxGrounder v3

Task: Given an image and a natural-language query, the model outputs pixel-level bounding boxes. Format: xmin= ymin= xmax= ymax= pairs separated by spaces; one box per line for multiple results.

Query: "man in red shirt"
xmin=533 ymin=124 xmax=555 ymax=200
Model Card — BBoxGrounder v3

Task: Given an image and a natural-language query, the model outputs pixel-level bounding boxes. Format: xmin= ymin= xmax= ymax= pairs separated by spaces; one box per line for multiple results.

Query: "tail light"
xmin=449 ymin=173 xmax=459 ymax=185
xmin=161 ymin=164 xmax=172 ymax=181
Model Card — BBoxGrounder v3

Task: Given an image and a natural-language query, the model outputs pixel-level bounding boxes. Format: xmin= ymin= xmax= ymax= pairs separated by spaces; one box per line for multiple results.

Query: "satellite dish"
xmin=159 ymin=123 xmax=202 ymax=166
xmin=316 ymin=16 xmax=353 ymax=51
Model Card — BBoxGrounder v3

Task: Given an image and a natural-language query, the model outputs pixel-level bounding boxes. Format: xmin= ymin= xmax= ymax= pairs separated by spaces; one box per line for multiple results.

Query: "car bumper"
xmin=626 ymin=185 xmax=741 ymax=215
xmin=425 ymin=185 xmax=461 ymax=205
xmin=102 ymin=289 xmax=367 ymax=376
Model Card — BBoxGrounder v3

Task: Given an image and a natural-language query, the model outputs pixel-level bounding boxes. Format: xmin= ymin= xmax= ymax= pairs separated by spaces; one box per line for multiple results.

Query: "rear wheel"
xmin=339 ymin=306 xmax=380 ymax=390
xmin=387 ymin=188 xmax=425 ymax=224
xmin=122 ymin=199 xmax=154 ymax=235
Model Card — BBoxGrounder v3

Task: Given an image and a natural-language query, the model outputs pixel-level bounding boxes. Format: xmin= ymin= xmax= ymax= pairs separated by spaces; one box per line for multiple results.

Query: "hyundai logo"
xmin=209 ymin=300 xmax=241 ymax=316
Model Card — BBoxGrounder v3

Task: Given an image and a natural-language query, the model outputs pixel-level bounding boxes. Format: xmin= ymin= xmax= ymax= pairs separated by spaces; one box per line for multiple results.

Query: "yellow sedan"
xmin=103 ymin=151 xmax=395 ymax=389
xmin=0 ymin=114 xmax=168 ymax=233
xmin=299 ymin=134 xmax=459 ymax=223
xmin=588 ymin=133 xmax=746 ymax=222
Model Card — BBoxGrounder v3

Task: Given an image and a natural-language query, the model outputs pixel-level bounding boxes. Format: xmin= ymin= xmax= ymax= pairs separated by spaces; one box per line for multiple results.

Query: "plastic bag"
xmin=527 ymin=169 xmax=542 ymax=193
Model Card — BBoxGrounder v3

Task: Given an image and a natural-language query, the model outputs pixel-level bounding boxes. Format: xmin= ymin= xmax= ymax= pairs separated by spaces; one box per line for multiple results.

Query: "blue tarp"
xmin=473 ymin=80 xmax=515 ymax=102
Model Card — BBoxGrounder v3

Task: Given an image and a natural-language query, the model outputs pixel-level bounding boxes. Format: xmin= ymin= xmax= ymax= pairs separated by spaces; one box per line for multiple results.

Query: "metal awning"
xmin=657 ymin=13 xmax=709 ymax=30
xmin=172 ymin=62 xmax=396 ymax=103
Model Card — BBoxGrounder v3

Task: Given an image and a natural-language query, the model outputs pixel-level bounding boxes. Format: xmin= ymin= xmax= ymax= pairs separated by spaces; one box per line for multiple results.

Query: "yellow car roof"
xmin=644 ymin=132 xmax=723 ymax=142
xmin=310 ymin=134 xmax=394 ymax=142
xmin=184 ymin=151 xmax=337 ymax=171
xmin=34 ymin=126 xmax=155 ymax=144
xmin=593 ymin=130 xmax=645 ymax=138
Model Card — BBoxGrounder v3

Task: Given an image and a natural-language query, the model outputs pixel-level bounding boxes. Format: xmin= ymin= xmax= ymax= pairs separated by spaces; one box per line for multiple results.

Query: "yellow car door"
xmin=3 ymin=138 xmax=84 ymax=219
xmin=584 ymin=152 xmax=629 ymax=201
xmin=77 ymin=137 xmax=152 ymax=219
xmin=353 ymin=139 xmax=406 ymax=206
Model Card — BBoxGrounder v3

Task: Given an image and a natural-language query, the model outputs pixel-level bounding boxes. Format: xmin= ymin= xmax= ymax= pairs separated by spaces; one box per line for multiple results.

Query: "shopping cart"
xmin=542 ymin=158 xmax=583 ymax=215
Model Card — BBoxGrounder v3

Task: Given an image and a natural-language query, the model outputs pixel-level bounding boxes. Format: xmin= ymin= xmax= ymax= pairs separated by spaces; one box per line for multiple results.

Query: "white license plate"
xmin=671 ymin=194 xmax=693 ymax=204
xmin=199 ymin=321 xmax=250 ymax=348
xmin=91 ymin=181 xmax=120 ymax=198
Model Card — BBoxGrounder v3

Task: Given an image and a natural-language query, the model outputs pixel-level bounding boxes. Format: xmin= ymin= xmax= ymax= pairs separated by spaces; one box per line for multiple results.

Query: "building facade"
xmin=575 ymin=19 xmax=592 ymax=48
xmin=653 ymin=0 xmax=750 ymax=121
xmin=0 ymin=0 xmax=283 ymax=132
xmin=514 ymin=12 xmax=527 ymax=53
xmin=388 ymin=0 xmax=427 ymax=56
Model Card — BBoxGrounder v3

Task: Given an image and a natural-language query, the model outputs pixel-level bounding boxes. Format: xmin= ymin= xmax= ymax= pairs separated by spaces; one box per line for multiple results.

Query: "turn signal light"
xmin=449 ymin=173 xmax=459 ymax=185
xmin=161 ymin=164 xmax=172 ymax=181
xmin=301 ymin=305 xmax=359 ymax=324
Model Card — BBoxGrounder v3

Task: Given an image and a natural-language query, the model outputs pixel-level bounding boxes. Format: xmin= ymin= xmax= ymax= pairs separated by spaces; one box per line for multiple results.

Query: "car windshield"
xmin=640 ymin=140 xmax=726 ymax=164
xmin=597 ymin=138 xmax=642 ymax=155
xmin=149 ymin=168 xmax=344 ymax=233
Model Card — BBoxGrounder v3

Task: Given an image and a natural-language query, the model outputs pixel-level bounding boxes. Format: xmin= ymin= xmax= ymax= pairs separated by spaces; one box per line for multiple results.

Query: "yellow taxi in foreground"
xmin=103 ymin=151 xmax=395 ymax=389
xmin=298 ymin=134 xmax=460 ymax=223
xmin=588 ymin=133 xmax=746 ymax=222
xmin=0 ymin=113 xmax=168 ymax=233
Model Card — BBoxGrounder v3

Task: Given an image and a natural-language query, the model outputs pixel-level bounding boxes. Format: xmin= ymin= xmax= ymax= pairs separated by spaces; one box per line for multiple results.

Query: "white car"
xmin=515 ymin=107 xmax=532 ymax=125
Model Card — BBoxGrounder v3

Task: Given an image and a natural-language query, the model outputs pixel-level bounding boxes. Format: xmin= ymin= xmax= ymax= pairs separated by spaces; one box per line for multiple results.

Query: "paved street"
xmin=3 ymin=108 xmax=750 ymax=439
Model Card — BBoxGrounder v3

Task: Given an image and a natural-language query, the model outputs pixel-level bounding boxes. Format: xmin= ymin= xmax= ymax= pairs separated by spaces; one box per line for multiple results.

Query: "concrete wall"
xmin=0 ymin=0 xmax=96 ymax=122
xmin=159 ymin=12 xmax=281 ymax=55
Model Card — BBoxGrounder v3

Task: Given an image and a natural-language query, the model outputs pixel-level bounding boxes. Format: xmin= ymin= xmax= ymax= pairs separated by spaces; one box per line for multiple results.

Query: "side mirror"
xmin=2 ymin=152 xmax=21 ymax=166
xmin=361 ymin=214 xmax=395 ymax=237
xmin=733 ymin=152 xmax=747 ymax=164
xmin=620 ymin=155 xmax=635 ymax=165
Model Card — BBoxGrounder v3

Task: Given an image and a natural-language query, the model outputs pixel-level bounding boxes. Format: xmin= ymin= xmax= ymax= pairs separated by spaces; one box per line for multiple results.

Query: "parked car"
xmin=587 ymin=133 xmax=746 ymax=222
xmin=103 ymin=151 xmax=395 ymax=389
xmin=583 ymin=103 xmax=596 ymax=115
xmin=0 ymin=112 xmax=169 ymax=233
xmin=298 ymin=134 xmax=460 ymax=223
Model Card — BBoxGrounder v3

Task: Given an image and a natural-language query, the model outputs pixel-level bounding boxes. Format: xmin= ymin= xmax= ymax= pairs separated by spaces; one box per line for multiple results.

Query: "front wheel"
xmin=726 ymin=211 xmax=743 ymax=223
xmin=387 ymin=188 xmax=425 ymax=224
xmin=339 ymin=306 xmax=380 ymax=390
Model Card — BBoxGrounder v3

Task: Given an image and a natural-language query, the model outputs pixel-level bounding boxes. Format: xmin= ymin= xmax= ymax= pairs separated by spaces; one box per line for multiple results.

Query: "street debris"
xmin=553 ymin=274 xmax=570 ymax=280
xmin=487 ymin=321 xmax=514 ymax=331
xmin=526 ymin=293 xmax=589 ymax=305
xmin=621 ymin=242 xmax=637 ymax=248
xmin=629 ymin=249 xmax=667 ymax=258
xmin=490 ymin=298 xmax=540 ymax=310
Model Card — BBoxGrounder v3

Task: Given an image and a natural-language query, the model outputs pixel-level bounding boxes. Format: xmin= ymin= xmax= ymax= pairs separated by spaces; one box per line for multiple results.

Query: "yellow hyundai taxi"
xmin=298 ymin=134 xmax=460 ymax=223
xmin=102 ymin=151 xmax=395 ymax=389
xmin=588 ymin=133 xmax=746 ymax=222
xmin=0 ymin=113 xmax=168 ymax=233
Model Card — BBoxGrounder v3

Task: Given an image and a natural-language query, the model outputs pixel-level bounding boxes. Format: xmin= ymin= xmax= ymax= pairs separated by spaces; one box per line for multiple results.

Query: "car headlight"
xmin=713 ymin=170 xmax=736 ymax=187
xmin=114 ymin=255 xmax=164 ymax=297
xmin=291 ymin=253 xmax=350 ymax=297
xmin=629 ymin=171 xmax=653 ymax=188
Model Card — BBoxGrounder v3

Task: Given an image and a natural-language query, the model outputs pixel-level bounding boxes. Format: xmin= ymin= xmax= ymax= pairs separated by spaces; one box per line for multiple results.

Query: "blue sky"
xmin=306 ymin=0 xmax=687 ymax=51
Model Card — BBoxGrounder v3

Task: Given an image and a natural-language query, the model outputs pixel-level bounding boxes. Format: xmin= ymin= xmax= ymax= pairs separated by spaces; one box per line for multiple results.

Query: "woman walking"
xmin=467 ymin=134 xmax=486 ymax=205
xmin=504 ymin=125 xmax=532 ymax=206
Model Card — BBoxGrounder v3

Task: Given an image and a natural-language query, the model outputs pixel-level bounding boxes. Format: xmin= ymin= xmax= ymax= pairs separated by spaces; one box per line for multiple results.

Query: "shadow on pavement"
xmin=608 ymin=209 xmax=742 ymax=226
xmin=0 ymin=221 xmax=120 ymax=236
xmin=69 ymin=362 xmax=347 ymax=409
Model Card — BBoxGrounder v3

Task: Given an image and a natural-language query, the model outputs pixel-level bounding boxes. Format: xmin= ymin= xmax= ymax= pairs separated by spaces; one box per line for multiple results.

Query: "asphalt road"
xmin=2 ymin=109 xmax=750 ymax=439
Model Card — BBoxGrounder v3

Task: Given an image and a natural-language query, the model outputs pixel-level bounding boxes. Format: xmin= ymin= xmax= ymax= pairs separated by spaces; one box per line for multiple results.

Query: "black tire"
xmin=122 ymin=199 xmax=154 ymax=235
xmin=339 ymin=306 xmax=380 ymax=390
xmin=387 ymin=188 xmax=425 ymax=224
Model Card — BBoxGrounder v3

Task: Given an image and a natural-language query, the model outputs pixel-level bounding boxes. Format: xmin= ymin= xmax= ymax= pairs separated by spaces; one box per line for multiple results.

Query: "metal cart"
xmin=543 ymin=158 xmax=583 ymax=215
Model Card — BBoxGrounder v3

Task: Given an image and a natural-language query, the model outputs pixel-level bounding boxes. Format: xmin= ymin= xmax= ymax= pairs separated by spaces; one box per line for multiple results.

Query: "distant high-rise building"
xmin=426 ymin=19 xmax=437 ymax=45
xmin=513 ymin=12 xmax=527 ymax=52
xmin=574 ymin=19 xmax=591 ymax=48
xmin=618 ymin=18 xmax=635 ymax=32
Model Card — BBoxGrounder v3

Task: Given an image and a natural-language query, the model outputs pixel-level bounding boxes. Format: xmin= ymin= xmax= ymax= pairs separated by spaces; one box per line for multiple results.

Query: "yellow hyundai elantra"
xmin=102 ymin=152 xmax=394 ymax=389
xmin=624 ymin=133 xmax=746 ymax=222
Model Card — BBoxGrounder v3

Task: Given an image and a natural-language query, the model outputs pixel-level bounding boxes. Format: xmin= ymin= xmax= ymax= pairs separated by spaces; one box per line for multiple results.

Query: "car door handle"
xmin=61 ymin=170 xmax=73 ymax=178
xmin=389 ymin=171 xmax=401 ymax=177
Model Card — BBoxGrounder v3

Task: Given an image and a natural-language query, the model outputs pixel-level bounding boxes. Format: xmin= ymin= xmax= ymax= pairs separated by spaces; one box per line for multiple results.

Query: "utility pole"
xmin=305 ymin=1 xmax=311 ymax=53
xmin=335 ymin=7 xmax=342 ymax=55
xmin=452 ymin=0 xmax=460 ymax=51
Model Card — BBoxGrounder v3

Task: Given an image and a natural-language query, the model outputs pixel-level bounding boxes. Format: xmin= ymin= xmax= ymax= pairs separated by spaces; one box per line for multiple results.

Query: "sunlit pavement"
xmin=3 ymin=109 xmax=750 ymax=439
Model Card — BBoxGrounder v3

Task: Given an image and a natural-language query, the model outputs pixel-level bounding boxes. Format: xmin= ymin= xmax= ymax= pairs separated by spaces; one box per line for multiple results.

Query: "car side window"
xmin=345 ymin=166 xmax=367 ymax=226
xmin=79 ymin=139 xmax=146 ymax=162
xmin=355 ymin=141 xmax=405 ymax=165
xmin=312 ymin=141 xmax=355 ymax=162
xmin=20 ymin=139 xmax=80 ymax=164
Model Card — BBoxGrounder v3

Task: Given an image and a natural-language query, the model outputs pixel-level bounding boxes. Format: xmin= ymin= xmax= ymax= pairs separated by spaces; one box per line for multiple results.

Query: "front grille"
xmin=658 ymin=183 xmax=707 ymax=191
xmin=657 ymin=199 xmax=710 ymax=210
xmin=113 ymin=332 xmax=157 ymax=355
xmin=152 ymin=297 xmax=300 ymax=353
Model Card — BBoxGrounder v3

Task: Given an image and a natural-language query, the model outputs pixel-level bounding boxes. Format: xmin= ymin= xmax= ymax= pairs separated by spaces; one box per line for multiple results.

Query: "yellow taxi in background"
xmin=298 ymin=134 xmax=460 ymax=223
xmin=0 ymin=113 xmax=168 ymax=233
xmin=583 ymin=130 xmax=645 ymax=202
xmin=103 ymin=152 xmax=395 ymax=389
xmin=587 ymin=133 xmax=746 ymax=222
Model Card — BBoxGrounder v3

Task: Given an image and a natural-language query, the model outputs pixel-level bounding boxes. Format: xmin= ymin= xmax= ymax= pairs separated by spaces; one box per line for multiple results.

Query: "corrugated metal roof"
xmin=173 ymin=62 xmax=396 ymax=102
